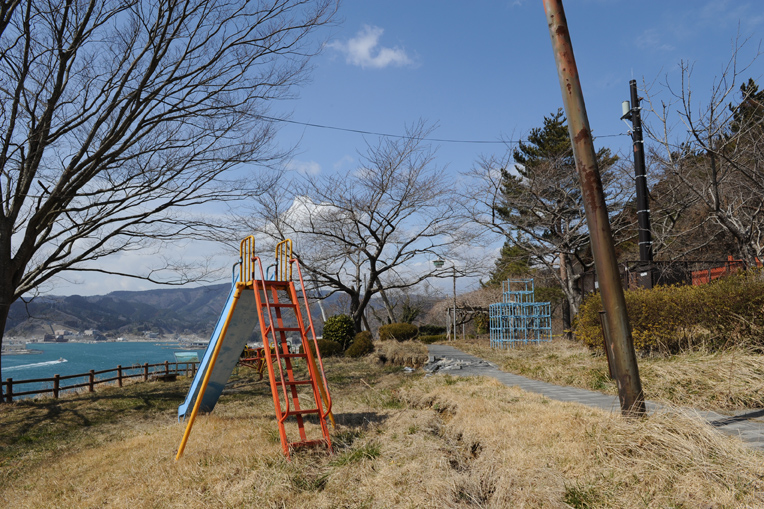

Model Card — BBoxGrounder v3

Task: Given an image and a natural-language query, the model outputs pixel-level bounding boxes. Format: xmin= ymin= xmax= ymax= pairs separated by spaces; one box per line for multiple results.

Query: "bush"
xmin=574 ymin=269 xmax=764 ymax=353
xmin=418 ymin=324 xmax=446 ymax=336
xmin=322 ymin=314 xmax=355 ymax=351
xmin=300 ymin=339 xmax=343 ymax=357
xmin=345 ymin=331 xmax=374 ymax=358
xmin=418 ymin=334 xmax=446 ymax=344
xmin=379 ymin=323 xmax=419 ymax=342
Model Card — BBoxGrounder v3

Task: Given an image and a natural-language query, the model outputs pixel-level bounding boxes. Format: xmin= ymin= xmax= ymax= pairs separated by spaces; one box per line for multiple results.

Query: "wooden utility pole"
xmin=542 ymin=0 xmax=645 ymax=416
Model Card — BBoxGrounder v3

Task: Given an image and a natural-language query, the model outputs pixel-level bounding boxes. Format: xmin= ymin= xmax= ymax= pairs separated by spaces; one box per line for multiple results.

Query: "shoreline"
xmin=2 ymin=349 xmax=43 ymax=356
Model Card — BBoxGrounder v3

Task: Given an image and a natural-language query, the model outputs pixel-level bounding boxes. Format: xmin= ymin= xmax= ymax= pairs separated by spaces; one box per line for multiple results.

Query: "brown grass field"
xmin=454 ymin=337 xmax=764 ymax=411
xmin=0 ymin=342 xmax=762 ymax=507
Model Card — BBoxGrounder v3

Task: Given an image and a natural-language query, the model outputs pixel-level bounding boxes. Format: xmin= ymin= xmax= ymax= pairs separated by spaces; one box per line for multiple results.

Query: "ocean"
xmin=2 ymin=342 xmax=207 ymax=399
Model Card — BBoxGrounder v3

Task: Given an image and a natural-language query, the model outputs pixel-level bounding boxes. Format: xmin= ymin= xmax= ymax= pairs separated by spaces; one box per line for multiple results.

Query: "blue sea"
xmin=1 ymin=342 xmax=207 ymax=399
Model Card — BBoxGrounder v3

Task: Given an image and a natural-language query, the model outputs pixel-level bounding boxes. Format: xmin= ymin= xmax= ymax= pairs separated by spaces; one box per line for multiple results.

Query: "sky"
xmin=50 ymin=0 xmax=764 ymax=297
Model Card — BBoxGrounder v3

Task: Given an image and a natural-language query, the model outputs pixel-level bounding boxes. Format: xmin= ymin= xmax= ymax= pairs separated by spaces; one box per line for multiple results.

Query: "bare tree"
xmin=424 ymin=285 xmax=502 ymax=336
xmin=644 ymin=42 xmax=764 ymax=264
xmin=249 ymin=123 xmax=482 ymax=333
xmin=0 ymin=0 xmax=336 ymax=386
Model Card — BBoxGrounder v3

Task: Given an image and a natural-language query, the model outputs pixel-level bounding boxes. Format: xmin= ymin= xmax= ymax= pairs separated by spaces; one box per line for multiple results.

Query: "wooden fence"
xmin=1 ymin=360 xmax=200 ymax=403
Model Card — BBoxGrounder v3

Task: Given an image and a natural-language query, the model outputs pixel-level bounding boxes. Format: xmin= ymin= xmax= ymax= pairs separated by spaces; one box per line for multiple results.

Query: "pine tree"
xmin=493 ymin=109 xmax=622 ymax=332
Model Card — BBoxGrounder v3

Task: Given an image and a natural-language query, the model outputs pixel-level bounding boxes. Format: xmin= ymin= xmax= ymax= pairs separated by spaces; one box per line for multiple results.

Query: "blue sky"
xmin=53 ymin=0 xmax=764 ymax=296
xmin=271 ymin=0 xmax=764 ymax=184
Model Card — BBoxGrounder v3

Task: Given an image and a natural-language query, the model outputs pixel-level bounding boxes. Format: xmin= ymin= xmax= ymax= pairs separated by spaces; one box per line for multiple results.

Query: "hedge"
xmin=574 ymin=270 xmax=764 ymax=353
xmin=418 ymin=334 xmax=446 ymax=344
xmin=300 ymin=339 xmax=343 ymax=357
xmin=379 ymin=323 xmax=419 ymax=342
xmin=345 ymin=331 xmax=374 ymax=358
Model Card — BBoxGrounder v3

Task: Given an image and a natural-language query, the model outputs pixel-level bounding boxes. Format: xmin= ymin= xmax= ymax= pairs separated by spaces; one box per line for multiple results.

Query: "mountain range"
xmin=5 ymin=283 xmax=330 ymax=339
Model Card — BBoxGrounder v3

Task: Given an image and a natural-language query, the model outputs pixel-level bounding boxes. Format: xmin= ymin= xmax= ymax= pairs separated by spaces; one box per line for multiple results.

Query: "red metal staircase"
xmin=251 ymin=240 xmax=333 ymax=457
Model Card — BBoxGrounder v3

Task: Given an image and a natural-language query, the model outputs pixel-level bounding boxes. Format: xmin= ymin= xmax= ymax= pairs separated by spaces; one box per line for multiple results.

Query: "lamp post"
xmin=433 ymin=259 xmax=456 ymax=341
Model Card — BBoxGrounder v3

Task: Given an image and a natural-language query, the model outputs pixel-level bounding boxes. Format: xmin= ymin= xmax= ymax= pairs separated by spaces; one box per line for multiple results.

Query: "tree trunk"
xmin=559 ymin=253 xmax=573 ymax=339
xmin=376 ymin=281 xmax=396 ymax=324
xmin=561 ymin=299 xmax=572 ymax=339
xmin=0 ymin=219 xmax=16 ymax=398
xmin=349 ymin=293 xmax=364 ymax=335
xmin=0 ymin=300 xmax=10 ymax=400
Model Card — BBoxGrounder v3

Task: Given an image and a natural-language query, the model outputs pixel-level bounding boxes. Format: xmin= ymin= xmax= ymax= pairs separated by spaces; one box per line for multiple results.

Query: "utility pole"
xmin=621 ymin=80 xmax=654 ymax=288
xmin=452 ymin=266 xmax=457 ymax=342
xmin=543 ymin=0 xmax=645 ymax=416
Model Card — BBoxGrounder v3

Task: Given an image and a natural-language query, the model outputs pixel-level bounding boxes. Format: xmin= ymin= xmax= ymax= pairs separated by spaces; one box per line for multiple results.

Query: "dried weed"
xmin=1 ymin=356 xmax=762 ymax=507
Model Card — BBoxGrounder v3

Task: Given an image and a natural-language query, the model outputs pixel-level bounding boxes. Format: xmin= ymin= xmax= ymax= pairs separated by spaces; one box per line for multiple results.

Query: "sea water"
xmin=2 ymin=342 xmax=207 ymax=399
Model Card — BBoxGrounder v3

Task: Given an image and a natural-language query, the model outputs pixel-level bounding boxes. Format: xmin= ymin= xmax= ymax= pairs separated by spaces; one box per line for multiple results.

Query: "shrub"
xmin=574 ymin=269 xmax=764 ymax=353
xmin=379 ymin=323 xmax=419 ymax=342
xmin=300 ymin=339 xmax=343 ymax=357
xmin=345 ymin=331 xmax=374 ymax=358
xmin=322 ymin=314 xmax=355 ymax=351
xmin=418 ymin=324 xmax=446 ymax=336
xmin=418 ymin=334 xmax=446 ymax=344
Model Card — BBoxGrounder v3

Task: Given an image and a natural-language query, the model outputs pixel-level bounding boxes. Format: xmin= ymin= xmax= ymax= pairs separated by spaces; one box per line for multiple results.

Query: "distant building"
xmin=143 ymin=332 xmax=159 ymax=339
xmin=43 ymin=333 xmax=55 ymax=342
xmin=83 ymin=329 xmax=100 ymax=336
xmin=55 ymin=335 xmax=68 ymax=343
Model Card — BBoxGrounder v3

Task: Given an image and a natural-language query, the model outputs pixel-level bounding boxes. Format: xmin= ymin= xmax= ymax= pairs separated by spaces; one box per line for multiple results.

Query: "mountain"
xmin=5 ymin=283 xmax=442 ymax=340
xmin=5 ymin=284 xmax=231 ymax=338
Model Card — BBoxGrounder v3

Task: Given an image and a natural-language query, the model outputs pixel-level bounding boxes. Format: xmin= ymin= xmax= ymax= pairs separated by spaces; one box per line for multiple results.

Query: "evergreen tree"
xmin=492 ymin=109 xmax=623 ymax=332
xmin=485 ymin=239 xmax=533 ymax=287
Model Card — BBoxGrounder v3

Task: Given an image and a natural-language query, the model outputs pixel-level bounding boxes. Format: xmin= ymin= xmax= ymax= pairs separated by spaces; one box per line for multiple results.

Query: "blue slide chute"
xmin=177 ymin=282 xmax=258 ymax=420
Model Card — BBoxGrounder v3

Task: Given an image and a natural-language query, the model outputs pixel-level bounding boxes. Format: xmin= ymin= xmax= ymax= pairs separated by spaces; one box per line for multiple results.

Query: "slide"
xmin=177 ymin=282 xmax=259 ymax=420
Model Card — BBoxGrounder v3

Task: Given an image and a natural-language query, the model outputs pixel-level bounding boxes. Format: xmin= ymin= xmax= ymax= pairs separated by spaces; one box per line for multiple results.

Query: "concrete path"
xmin=426 ymin=344 xmax=764 ymax=452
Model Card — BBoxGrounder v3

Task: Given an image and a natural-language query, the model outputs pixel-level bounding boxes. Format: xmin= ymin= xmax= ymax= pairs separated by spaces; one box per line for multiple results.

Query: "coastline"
xmin=2 ymin=349 xmax=43 ymax=355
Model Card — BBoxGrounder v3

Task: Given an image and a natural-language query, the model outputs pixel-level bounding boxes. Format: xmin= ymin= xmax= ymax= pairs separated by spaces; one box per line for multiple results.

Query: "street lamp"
xmin=433 ymin=259 xmax=457 ymax=341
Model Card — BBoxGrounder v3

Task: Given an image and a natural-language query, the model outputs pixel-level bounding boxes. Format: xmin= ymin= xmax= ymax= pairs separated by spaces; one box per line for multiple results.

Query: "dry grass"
xmin=454 ymin=337 xmax=764 ymax=411
xmin=373 ymin=339 xmax=429 ymax=368
xmin=1 ymin=347 xmax=763 ymax=507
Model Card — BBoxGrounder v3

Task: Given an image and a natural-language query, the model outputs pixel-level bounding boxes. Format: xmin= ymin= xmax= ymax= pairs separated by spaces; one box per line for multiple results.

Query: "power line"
xmin=260 ymin=115 xmax=629 ymax=145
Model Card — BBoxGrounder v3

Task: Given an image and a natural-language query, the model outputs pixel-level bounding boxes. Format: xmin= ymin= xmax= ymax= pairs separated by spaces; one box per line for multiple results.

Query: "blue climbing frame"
xmin=489 ymin=279 xmax=552 ymax=349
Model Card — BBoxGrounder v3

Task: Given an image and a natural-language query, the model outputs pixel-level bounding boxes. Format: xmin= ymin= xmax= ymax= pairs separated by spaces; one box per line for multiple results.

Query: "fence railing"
xmin=2 ymin=360 xmax=200 ymax=403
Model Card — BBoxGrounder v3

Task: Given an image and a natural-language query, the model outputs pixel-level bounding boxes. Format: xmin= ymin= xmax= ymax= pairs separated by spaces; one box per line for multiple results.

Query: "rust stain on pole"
xmin=542 ymin=0 xmax=645 ymax=416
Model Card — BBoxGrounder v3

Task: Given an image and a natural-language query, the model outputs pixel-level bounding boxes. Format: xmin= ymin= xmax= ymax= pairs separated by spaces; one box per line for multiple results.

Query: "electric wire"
xmin=260 ymin=115 xmax=629 ymax=145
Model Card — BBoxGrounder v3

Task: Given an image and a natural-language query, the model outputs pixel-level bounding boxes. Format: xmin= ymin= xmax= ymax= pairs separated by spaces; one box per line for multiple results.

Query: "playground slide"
xmin=177 ymin=282 xmax=258 ymax=420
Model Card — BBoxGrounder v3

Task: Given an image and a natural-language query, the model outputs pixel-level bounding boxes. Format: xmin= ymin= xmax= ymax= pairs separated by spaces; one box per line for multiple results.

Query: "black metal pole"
xmin=629 ymin=81 xmax=653 ymax=287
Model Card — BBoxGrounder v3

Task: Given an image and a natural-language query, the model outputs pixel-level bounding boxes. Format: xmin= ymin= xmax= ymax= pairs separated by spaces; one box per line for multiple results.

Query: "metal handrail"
xmin=239 ymin=235 xmax=255 ymax=283
xmin=275 ymin=239 xmax=293 ymax=281
xmin=291 ymin=257 xmax=332 ymax=419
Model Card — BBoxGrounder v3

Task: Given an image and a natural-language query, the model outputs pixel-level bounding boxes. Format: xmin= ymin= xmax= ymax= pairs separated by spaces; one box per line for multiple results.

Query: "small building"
xmin=83 ymin=329 xmax=100 ymax=336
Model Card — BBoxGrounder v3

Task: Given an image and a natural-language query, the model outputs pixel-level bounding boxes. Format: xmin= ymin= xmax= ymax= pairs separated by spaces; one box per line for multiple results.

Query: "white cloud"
xmin=635 ymin=29 xmax=675 ymax=52
xmin=333 ymin=155 xmax=354 ymax=171
xmin=328 ymin=25 xmax=414 ymax=69
xmin=286 ymin=159 xmax=321 ymax=176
